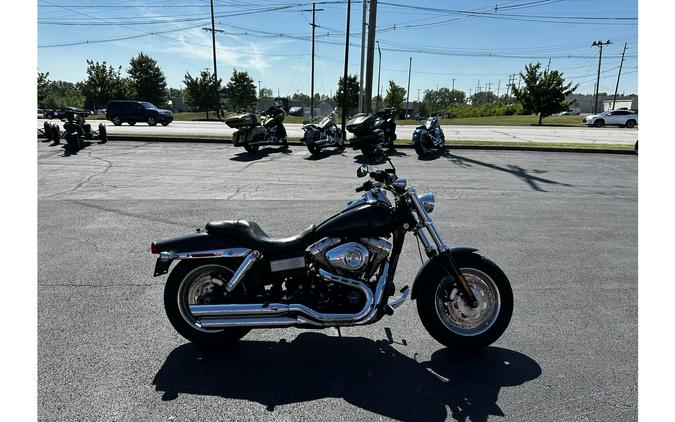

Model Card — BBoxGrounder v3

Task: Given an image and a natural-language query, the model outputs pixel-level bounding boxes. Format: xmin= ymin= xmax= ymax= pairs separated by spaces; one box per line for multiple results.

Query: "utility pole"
xmin=497 ymin=79 xmax=501 ymax=98
xmin=450 ymin=78 xmax=455 ymax=113
xmin=257 ymin=80 xmax=261 ymax=98
xmin=375 ymin=40 xmax=382 ymax=111
xmin=612 ymin=42 xmax=627 ymax=111
xmin=406 ymin=57 xmax=412 ymax=118
xmin=358 ymin=0 xmax=367 ymax=113
xmin=364 ymin=0 xmax=378 ymax=112
xmin=451 ymin=78 xmax=455 ymax=91
xmin=302 ymin=3 xmax=324 ymax=118
xmin=592 ymin=40 xmax=611 ymax=114
xmin=486 ymin=82 xmax=492 ymax=93
xmin=341 ymin=0 xmax=352 ymax=134
xmin=203 ymin=0 xmax=224 ymax=116
xmin=417 ymin=89 xmax=420 ymax=102
xmin=546 ymin=58 xmax=551 ymax=74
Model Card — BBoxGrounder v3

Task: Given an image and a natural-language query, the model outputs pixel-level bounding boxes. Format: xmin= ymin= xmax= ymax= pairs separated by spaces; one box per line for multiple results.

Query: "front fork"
xmin=407 ymin=189 xmax=480 ymax=308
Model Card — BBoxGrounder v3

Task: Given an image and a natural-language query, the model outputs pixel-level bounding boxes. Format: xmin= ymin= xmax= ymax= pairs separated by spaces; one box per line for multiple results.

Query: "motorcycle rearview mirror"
xmin=357 ymin=164 xmax=369 ymax=178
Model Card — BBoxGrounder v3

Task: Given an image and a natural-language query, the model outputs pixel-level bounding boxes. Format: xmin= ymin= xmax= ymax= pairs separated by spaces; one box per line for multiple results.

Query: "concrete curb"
xmin=37 ymin=133 xmax=636 ymax=155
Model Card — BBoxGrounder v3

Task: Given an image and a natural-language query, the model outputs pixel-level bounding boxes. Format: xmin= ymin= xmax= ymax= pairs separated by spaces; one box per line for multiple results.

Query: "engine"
xmin=309 ymin=237 xmax=392 ymax=280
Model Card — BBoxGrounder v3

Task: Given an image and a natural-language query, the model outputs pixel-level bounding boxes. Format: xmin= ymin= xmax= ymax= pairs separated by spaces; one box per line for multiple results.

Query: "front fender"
xmin=411 ymin=127 xmax=426 ymax=146
xmin=409 ymin=247 xmax=479 ymax=300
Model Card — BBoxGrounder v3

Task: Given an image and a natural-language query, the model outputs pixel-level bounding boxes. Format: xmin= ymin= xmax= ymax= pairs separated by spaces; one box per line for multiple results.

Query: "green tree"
xmin=470 ymin=91 xmax=498 ymax=105
xmin=80 ymin=60 xmax=135 ymax=111
xmin=512 ymin=63 xmax=577 ymax=124
xmin=259 ymin=87 xmax=273 ymax=99
xmin=422 ymin=88 xmax=465 ymax=112
xmin=371 ymin=94 xmax=383 ymax=111
xmin=127 ymin=52 xmax=168 ymax=106
xmin=44 ymin=80 xmax=85 ymax=109
xmin=334 ymin=74 xmax=359 ymax=116
xmin=292 ymin=92 xmax=311 ymax=105
xmin=226 ymin=69 xmax=257 ymax=112
xmin=383 ymin=80 xmax=406 ymax=110
xmin=38 ymin=72 xmax=50 ymax=108
xmin=183 ymin=69 xmax=222 ymax=119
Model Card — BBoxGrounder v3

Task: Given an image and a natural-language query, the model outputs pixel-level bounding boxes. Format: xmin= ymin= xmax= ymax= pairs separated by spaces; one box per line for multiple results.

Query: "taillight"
xmin=150 ymin=242 xmax=158 ymax=254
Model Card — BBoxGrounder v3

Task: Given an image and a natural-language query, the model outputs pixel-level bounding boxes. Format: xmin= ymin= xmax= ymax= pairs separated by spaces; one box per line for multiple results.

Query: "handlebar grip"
xmin=355 ymin=181 xmax=373 ymax=192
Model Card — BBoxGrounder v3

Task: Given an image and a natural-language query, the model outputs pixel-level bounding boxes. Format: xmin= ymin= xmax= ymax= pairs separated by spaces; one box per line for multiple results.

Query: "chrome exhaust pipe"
xmin=188 ymin=264 xmax=389 ymax=327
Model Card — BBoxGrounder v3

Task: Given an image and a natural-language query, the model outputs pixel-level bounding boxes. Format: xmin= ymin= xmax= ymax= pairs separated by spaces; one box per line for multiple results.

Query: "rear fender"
xmin=409 ymin=247 xmax=479 ymax=300
xmin=151 ymin=231 xmax=246 ymax=276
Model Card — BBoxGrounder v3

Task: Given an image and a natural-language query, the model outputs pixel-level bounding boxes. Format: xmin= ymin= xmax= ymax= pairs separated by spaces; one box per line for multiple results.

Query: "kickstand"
xmin=336 ymin=327 xmax=342 ymax=337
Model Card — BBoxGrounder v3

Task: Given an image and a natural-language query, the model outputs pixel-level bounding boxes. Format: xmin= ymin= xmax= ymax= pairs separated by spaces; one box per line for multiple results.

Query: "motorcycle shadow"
xmin=304 ymin=147 xmax=347 ymax=161
xmin=229 ymin=146 xmax=293 ymax=162
xmin=153 ymin=332 xmax=541 ymax=422
xmin=416 ymin=148 xmax=454 ymax=161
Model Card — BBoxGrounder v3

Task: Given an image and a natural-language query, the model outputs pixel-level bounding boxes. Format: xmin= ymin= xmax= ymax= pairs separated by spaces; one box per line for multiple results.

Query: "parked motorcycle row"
xmin=41 ymin=109 xmax=108 ymax=152
xmin=227 ymin=104 xmax=448 ymax=159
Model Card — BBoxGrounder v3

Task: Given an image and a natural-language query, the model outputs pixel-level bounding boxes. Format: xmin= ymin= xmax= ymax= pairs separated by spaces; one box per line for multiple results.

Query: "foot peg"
xmin=387 ymin=285 xmax=410 ymax=310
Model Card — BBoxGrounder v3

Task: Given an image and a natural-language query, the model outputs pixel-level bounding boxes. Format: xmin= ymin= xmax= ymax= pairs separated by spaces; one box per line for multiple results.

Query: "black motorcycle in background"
xmin=346 ymin=108 xmax=397 ymax=160
xmin=45 ymin=109 xmax=107 ymax=151
xmin=412 ymin=114 xmax=446 ymax=157
xmin=301 ymin=112 xmax=344 ymax=155
xmin=226 ymin=104 xmax=288 ymax=153
xmin=151 ymin=159 xmax=513 ymax=352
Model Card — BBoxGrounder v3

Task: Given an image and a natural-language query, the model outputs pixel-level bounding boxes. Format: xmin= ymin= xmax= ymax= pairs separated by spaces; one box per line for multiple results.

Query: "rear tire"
xmin=147 ymin=116 xmax=157 ymax=126
xmin=111 ymin=116 xmax=122 ymax=126
xmin=625 ymin=119 xmax=636 ymax=128
xmin=416 ymin=254 xmax=513 ymax=352
xmin=164 ymin=260 xmax=252 ymax=346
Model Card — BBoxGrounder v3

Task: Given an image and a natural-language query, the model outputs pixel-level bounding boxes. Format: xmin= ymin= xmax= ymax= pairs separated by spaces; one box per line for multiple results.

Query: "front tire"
xmin=243 ymin=144 xmax=259 ymax=153
xmin=594 ymin=119 xmax=605 ymax=128
xmin=414 ymin=143 xmax=428 ymax=157
xmin=164 ymin=260 xmax=252 ymax=346
xmin=307 ymin=144 xmax=321 ymax=155
xmin=416 ymin=254 xmax=513 ymax=352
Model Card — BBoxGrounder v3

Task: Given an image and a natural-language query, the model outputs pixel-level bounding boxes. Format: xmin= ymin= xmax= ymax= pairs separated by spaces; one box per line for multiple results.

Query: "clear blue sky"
xmin=38 ymin=0 xmax=638 ymax=98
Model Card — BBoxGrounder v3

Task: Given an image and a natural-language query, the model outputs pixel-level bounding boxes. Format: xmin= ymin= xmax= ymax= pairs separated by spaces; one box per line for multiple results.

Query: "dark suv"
xmin=106 ymin=100 xmax=173 ymax=126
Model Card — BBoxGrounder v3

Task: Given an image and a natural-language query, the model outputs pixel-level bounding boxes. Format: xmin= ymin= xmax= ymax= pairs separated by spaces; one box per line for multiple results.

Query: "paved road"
xmin=38 ymin=140 xmax=637 ymax=421
xmin=38 ymin=118 xmax=638 ymax=145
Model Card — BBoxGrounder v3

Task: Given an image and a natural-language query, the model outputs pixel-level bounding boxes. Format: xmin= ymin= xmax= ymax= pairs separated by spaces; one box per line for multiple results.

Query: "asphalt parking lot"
xmin=38 ymin=140 xmax=637 ymax=421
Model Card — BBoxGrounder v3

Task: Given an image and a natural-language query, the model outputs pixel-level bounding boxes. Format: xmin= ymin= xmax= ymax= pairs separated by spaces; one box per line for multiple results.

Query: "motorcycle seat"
xmin=205 ymin=220 xmax=317 ymax=255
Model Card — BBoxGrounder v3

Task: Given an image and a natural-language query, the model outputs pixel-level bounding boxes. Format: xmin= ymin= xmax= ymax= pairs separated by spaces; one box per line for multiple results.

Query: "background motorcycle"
xmin=58 ymin=109 xmax=107 ymax=151
xmin=151 ymin=160 xmax=513 ymax=352
xmin=412 ymin=114 xmax=446 ymax=157
xmin=346 ymin=108 xmax=397 ymax=160
xmin=301 ymin=111 xmax=344 ymax=155
xmin=226 ymin=104 xmax=288 ymax=153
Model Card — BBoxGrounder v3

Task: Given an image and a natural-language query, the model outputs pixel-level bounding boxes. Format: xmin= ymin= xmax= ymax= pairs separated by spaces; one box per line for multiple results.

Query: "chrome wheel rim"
xmin=434 ymin=268 xmax=501 ymax=336
xmin=177 ymin=265 xmax=233 ymax=333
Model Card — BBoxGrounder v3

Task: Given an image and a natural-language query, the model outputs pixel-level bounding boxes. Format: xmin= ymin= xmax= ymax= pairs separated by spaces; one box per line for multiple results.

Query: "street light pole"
xmin=341 ymin=0 xmax=352 ymax=135
xmin=406 ymin=57 xmax=412 ymax=118
xmin=612 ymin=42 xmax=627 ymax=111
xmin=376 ymin=40 xmax=382 ymax=112
xmin=592 ymin=39 xmax=611 ymax=114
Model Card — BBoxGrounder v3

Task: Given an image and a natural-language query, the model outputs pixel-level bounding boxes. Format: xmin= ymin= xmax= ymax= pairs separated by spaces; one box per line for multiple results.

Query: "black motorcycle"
xmin=412 ymin=114 xmax=446 ymax=157
xmin=346 ymin=108 xmax=397 ymax=160
xmin=151 ymin=160 xmax=513 ymax=351
xmin=301 ymin=112 xmax=344 ymax=155
xmin=48 ymin=109 xmax=107 ymax=151
xmin=226 ymin=105 xmax=288 ymax=154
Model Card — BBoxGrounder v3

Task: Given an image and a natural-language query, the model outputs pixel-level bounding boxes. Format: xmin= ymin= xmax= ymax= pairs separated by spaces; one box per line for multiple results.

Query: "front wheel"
xmin=414 ymin=143 xmax=428 ymax=157
xmin=243 ymin=144 xmax=259 ymax=153
xmin=164 ymin=260 xmax=252 ymax=345
xmin=307 ymin=144 xmax=321 ymax=155
xmin=416 ymin=254 xmax=513 ymax=352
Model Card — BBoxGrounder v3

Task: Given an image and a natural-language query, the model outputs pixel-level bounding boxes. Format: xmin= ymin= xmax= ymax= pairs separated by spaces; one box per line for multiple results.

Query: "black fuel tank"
xmin=315 ymin=203 xmax=393 ymax=239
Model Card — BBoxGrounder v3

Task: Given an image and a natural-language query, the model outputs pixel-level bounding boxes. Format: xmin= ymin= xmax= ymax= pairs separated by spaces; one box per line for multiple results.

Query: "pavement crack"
xmin=65 ymin=199 xmax=197 ymax=228
xmin=40 ymin=151 xmax=113 ymax=199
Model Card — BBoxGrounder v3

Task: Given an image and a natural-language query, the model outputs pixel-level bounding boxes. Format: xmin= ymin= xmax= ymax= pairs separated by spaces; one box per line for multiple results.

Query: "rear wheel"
xmin=164 ymin=260 xmax=253 ymax=345
xmin=147 ymin=116 xmax=157 ymax=126
xmin=416 ymin=254 xmax=513 ymax=352
xmin=111 ymin=116 xmax=122 ymax=126
xmin=98 ymin=124 xmax=108 ymax=143
xmin=625 ymin=119 xmax=636 ymax=128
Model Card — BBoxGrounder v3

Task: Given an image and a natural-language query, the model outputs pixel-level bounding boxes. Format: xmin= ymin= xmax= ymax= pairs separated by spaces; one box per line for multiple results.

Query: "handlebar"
xmin=355 ymin=180 xmax=373 ymax=192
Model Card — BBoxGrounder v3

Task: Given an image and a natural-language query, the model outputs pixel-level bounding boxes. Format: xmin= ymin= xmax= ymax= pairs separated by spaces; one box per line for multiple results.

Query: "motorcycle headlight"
xmin=417 ymin=192 xmax=435 ymax=213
